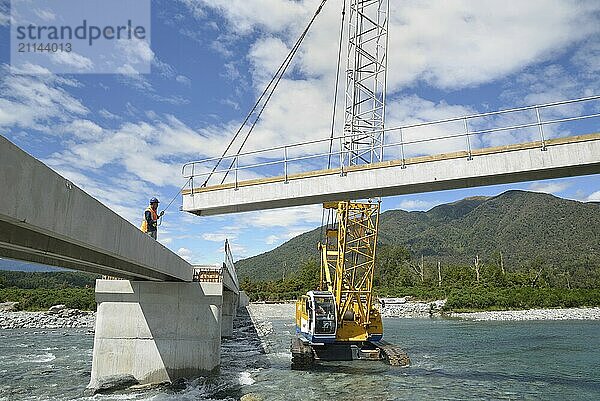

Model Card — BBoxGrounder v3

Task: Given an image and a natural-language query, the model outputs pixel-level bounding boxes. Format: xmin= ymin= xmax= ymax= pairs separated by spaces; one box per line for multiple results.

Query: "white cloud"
xmin=265 ymin=234 xmax=280 ymax=245
xmin=528 ymin=181 xmax=571 ymax=194
xmin=202 ymin=233 xmax=236 ymax=242
xmin=177 ymin=247 xmax=193 ymax=261
xmin=190 ymin=0 xmax=600 ymax=92
xmin=176 ymin=75 xmax=192 ymax=86
xmin=243 ymin=204 xmax=322 ymax=228
xmin=0 ymin=65 xmax=88 ymax=131
xmin=98 ymin=109 xmax=120 ymax=120
xmin=51 ymin=52 xmax=94 ymax=71
xmin=117 ymin=39 xmax=155 ymax=65
xmin=159 ymin=237 xmax=173 ymax=245
xmin=59 ymin=119 xmax=104 ymax=140
xmin=33 ymin=8 xmax=56 ymax=21
xmin=387 ymin=1 xmax=600 ymax=90
xmin=398 ymin=199 xmax=440 ymax=211
xmin=182 ymin=0 xmax=309 ymax=35
xmin=586 ymin=191 xmax=600 ymax=202
xmin=283 ymin=229 xmax=310 ymax=240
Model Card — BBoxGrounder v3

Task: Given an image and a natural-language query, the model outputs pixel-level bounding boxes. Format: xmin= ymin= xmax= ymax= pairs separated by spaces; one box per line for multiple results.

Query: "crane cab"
xmin=295 ymin=291 xmax=337 ymax=344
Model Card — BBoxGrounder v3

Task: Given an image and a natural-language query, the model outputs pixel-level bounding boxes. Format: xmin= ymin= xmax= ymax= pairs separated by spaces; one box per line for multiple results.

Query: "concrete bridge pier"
xmin=221 ymin=289 xmax=238 ymax=338
xmin=88 ymin=279 xmax=222 ymax=391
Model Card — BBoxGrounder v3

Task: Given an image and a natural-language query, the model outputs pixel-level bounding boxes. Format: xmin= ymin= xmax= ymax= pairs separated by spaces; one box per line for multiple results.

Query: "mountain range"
xmin=235 ymin=190 xmax=600 ymax=282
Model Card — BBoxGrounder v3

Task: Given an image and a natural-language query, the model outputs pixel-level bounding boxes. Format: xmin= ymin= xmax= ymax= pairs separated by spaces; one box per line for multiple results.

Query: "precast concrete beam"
xmin=0 ymin=135 xmax=192 ymax=281
xmin=183 ymin=134 xmax=600 ymax=216
xmin=88 ymin=279 xmax=222 ymax=390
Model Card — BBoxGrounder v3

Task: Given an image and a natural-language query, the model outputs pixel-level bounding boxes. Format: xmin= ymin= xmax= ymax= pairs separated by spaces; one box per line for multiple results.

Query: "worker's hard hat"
xmin=149 ymin=197 xmax=160 ymax=204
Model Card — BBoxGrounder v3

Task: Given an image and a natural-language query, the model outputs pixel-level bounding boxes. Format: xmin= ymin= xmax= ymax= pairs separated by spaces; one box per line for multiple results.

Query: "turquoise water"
xmin=1 ymin=312 xmax=599 ymax=400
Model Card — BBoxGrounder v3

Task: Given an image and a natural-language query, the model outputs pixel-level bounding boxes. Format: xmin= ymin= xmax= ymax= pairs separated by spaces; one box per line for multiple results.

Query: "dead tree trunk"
xmin=411 ymin=255 xmax=425 ymax=284
xmin=437 ymin=261 xmax=442 ymax=287
xmin=473 ymin=255 xmax=481 ymax=284
xmin=531 ymin=266 xmax=543 ymax=287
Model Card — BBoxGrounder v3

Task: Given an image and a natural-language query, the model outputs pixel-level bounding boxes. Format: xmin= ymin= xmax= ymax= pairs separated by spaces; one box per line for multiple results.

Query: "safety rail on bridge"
xmin=182 ymin=95 xmax=600 ymax=191
xmin=192 ymin=240 xmax=239 ymax=292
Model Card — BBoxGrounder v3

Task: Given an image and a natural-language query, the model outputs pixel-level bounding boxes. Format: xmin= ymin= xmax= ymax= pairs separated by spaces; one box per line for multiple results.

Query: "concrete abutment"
xmin=88 ymin=279 xmax=223 ymax=391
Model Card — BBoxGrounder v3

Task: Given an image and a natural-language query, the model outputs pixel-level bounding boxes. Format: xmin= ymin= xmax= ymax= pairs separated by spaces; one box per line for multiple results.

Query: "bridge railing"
xmin=182 ymin=95 xmax=600 ymax=189
xmin=223 ymin=239 xmax=239 ymax=290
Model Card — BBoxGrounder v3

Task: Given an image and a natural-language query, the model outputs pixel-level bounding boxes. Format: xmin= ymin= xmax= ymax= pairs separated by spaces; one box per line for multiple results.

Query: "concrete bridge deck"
xmin=182 ymin=133 xmax=600 ymax=216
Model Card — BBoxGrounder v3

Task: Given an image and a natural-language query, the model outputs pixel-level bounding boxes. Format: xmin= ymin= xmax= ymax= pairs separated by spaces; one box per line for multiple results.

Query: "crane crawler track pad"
xmin=373 ymin=340 xmax=411 ymax=367
xmin=290 ymin=337 xmax=314 ymax=370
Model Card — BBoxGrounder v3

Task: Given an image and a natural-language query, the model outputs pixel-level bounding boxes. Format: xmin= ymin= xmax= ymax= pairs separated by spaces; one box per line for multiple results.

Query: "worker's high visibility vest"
xmin=140 ymin=206 xmax=158 ymax=233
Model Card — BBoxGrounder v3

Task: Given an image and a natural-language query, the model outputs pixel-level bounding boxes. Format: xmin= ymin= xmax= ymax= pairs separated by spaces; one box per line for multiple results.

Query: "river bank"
xmin=450 ymin=307 xmax=600 ymax=321
xmin=0 ymin=309 xmax=95 ymax=329
xmin=1 ymin=303 xmax=600 ymax=330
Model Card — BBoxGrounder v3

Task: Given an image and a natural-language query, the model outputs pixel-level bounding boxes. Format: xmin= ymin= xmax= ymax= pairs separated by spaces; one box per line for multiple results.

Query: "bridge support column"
xmin=221 ymin=289 xmax=238 ymax=338
xmin=88 ymin=279 xmax=222 ymax=391
xmin=239 ymin=291 xmax=250 ymax=308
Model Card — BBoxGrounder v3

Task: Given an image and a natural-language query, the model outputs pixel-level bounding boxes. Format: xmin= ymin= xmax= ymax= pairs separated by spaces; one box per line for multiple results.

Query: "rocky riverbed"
xmin=0 ymin=307 xmax=95 ymax=329
xmin=379 ymin=298 xmax=600 ymax=320
xmin=1 ymin=302 xmax=600 ymax=330
xmin=380 ymin=298 xmax=446 ymax=318
xmin=450 ymin=307 xmax=600 ymax=321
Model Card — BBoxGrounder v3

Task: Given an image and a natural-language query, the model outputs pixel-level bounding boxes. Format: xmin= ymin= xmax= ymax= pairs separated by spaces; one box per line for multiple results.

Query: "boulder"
xmin=0 ymin=302 xmax=19 ymax=312
xmin=88 ymin=374 xmax=139 ymax=394
xmin=48 ymin=304 xmax=67 ymax=314
xmin=241 ymin=394 xmax=263 ymax=401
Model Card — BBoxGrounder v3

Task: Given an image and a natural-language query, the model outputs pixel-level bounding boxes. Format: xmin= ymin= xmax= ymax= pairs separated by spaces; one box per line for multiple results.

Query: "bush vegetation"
xmin=240 ymin=244 xmax=600 ymax=311
xmin=0 ymin=271 xmax=98 ymax=311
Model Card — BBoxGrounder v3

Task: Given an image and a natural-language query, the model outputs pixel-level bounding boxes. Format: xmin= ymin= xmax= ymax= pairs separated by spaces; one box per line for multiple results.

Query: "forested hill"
xmin=235 ymin=190 xmax=600 ymax=282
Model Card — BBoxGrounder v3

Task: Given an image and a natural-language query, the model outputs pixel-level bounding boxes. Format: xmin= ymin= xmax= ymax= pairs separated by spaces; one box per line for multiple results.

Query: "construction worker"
xmin=140 ymin=197 xmax=164 ymax=239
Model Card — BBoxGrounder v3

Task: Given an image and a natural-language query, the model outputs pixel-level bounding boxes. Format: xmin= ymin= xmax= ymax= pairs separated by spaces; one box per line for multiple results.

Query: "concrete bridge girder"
xmin=183 ymin=134 xmax=600 ymax=216
xmin=0 ymin=135 xmax=193 ymax=281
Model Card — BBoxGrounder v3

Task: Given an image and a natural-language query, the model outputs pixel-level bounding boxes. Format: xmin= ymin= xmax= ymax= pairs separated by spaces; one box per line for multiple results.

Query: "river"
xmin=1 ymin=304 xmax=599 ymax=400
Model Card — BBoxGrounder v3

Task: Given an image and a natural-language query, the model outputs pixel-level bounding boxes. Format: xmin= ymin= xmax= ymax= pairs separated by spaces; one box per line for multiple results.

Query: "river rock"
xmin=0 ymin=302 xmax=19 ymax=312
xmin=241 ymin=393 xmax=263 ymax=401
xmin=48 ymin=304 xmax=67 ymax=314
xmin=89 ymin=374 xmax=139 ymax=394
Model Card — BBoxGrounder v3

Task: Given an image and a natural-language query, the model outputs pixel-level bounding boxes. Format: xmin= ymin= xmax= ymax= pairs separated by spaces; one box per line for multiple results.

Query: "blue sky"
xmin=0 ymin=0 xmax=599 ymax=265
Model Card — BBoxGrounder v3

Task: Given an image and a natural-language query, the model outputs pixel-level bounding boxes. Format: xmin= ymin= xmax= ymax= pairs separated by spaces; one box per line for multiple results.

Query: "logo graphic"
xmin=10 ymin=0 xmax=151 ymax=74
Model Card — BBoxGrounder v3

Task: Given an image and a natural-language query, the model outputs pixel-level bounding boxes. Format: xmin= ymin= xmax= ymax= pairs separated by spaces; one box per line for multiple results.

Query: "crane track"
xmin=373 ymin=340 xmax=411 ymax=367
xmin=290 ymin=337 xmax=314 ymax=370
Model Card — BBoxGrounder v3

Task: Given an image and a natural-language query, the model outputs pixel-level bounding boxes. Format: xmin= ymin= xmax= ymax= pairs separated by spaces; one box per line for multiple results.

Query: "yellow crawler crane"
xmin=291 ymin=200 xmax=410 ymax=369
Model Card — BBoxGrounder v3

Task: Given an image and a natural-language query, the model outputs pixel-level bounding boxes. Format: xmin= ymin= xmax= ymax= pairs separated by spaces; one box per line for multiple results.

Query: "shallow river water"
xmin=1 ymin=304 xmax=599 ymax=400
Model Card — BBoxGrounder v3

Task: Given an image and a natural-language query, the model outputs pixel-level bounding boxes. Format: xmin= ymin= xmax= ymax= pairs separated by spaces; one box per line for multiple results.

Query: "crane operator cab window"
xmin=313 ymin=296 xmax=336 ymax=335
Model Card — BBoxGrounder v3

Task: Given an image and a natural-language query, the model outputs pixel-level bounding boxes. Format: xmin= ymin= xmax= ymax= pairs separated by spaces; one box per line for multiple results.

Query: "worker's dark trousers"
xmin=147 ymin=230 xmax=157 ymax=240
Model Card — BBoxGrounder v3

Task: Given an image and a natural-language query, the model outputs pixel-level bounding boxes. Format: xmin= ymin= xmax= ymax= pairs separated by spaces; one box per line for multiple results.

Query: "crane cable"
xmin=320 ymin=0 xmax=347 ymax=240
xmin=156 ymin=177 xmax=192 ymax=226
xmin=157 ymin=0 xmax=331 ymax=223
xmin=203 ymin=0 xmax=330 ymax=187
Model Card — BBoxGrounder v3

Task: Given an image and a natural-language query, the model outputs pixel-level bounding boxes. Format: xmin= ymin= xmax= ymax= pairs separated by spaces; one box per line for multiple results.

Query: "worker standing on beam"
xmin=140 ymin=197 xmax=164 ymax=239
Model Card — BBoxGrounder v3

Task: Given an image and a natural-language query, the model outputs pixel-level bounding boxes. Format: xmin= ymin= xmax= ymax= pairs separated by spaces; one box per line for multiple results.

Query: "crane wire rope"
xmin=160 ymin=0 xmax=330 ymax=221
xmin=202 ymin=0 xmax=330 ymax=187
xmin=320 ymin=0 xmax=346 ymax=240
xmin=157 ymin=177 xmax=192 ymax=226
